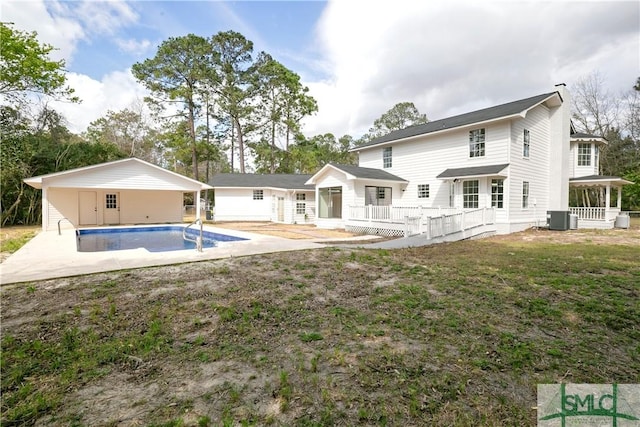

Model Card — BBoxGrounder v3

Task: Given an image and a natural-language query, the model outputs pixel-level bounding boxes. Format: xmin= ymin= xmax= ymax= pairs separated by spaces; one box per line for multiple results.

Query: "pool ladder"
xmin=58 ymin=217 xmax=74 ymax=235
xmin=183 ymin=218 xmax=203 ymax=252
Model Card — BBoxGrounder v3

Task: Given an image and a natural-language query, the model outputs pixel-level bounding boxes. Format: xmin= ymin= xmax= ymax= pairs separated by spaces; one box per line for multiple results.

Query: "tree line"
xmin=1 ymin=22 xmax=638 ymax=227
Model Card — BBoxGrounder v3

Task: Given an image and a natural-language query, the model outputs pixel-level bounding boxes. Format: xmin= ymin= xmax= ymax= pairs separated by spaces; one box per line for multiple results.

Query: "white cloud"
xmin=302 ymin=0 xmax=640 ymax=139
xmin=116 ymin=38 xmax=153 ymax=55
xmin=49 ymin=69 xmax=149 ymax=134
xmin=2 ymin=0 xmax=139 ymax=65
xmin=2 ymin=0 xmax=85 ymax=63
xmin=70 ymin=0 xmax=138 ymax=35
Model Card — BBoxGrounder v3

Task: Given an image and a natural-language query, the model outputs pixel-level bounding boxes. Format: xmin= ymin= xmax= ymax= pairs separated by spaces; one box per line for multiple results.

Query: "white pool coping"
xmin=0 ymin=224 xmax=328 ymax=285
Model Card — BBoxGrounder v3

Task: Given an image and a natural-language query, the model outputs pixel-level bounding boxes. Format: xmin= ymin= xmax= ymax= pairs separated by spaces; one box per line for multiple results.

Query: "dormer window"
xmin=578 ymin=143 xmax=591 ymax=166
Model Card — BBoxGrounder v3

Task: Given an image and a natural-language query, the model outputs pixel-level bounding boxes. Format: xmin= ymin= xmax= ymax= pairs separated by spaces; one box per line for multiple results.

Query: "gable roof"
xmin=353 ymin=92 xmax=560 ymax=151
xmin=436 ymin=163 xmax=510 ymax=179
xmin=24 ymin=158 xmax=212 ymax=191
xmin=210 ymin=173 xmax=314 ymax=190
xmin=305 ymin=163 xmax=408 ymax=185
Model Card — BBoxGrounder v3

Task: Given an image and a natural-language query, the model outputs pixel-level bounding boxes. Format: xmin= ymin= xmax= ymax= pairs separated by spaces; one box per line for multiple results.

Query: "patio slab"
xmin=0 ymin=225 xmax=327 ymax=285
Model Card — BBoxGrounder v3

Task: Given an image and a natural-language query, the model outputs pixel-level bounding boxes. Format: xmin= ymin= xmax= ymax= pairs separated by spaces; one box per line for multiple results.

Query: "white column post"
xmin=605 ymin=184 xmax=611 ymax=220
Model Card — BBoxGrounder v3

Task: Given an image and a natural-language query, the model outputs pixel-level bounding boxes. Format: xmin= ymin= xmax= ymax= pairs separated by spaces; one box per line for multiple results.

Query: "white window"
xmin=578 ymin=143 xmax=591 ymax=166
xmin=296 ymin=203 xmax=305 ymax=215
xmin=594 ymin=146 xmax=599 ymax=171
xmin=417 ymin=184 xmax=430 ymax=198
xmin=365 ymin=186 xmax=391 ymax=206
xmin=319 ymin=187 xmax=342 ymax=218
xmin=296 ymin=193 xmax=306 ymax=201
xmin=383 ymin=147 xmax=392 ymax=168
xmin=463 ymin=180 xmax=479 ymax=208
xmin=469 ymin=129 xmax=485 ymax=158
xmin=522 ymin=181 xmax=529 ymax=208
xmin=491 ymin=179 xmax=504 ymax=208
xmin=105 ymin=193 xmax=117 ymax=209
xmin=523 ymin=129 xmax=530 ymax=158
xmin=253 ymin=190 xmax=263 ymax=200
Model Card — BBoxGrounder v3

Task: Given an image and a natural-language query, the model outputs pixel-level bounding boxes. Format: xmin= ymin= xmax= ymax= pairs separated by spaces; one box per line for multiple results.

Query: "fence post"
xmin=461 ymin=210 xmax=466 ymax=231
xmin=426 ymin=216 xmax=432 ymax=240
xmin=441 ymin=214 xmax=446 ymax=237
xmin=367 ymin=204 xmax=372 ymax=224
xmin=404 ymin=216 xmax=409 ymax=238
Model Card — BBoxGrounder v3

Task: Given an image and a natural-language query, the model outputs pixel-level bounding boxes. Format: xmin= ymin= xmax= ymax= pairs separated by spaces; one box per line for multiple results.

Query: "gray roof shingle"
xmin=355 ymin=92 xmax=558 ymax=150
xmin=329 ymin=164 xmax=408 ymax=182
xmin=436 ymin=163 xmax=510 ymax=179
xmin=210 ymin=173 xmax=314 ymax=190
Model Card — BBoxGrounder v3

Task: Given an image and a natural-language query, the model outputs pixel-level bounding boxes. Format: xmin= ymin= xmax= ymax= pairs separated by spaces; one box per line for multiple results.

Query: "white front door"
xmin=277 ymin=197 xmax=284 ymax=222
xmin=104 ymin=192 xmax=120 ymax=224
xmin=79 ymin=191 xmax=97 ymax=225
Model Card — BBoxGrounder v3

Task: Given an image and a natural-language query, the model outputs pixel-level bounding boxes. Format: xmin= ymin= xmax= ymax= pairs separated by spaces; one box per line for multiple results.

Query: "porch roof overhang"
xmin=436 ymin=163 xmax=509 ymax=180
xmin=570 ymin=133 xmax=608 ymax=145
xmin=305 ymin=163 xmax=408 ymax=185
xmin=569 ymin=175 xmax=634 ymax=187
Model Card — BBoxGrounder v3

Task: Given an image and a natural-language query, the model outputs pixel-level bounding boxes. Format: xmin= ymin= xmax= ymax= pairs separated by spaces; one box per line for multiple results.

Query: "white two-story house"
xmin=305 ymin=84 xmax=632 ymax=236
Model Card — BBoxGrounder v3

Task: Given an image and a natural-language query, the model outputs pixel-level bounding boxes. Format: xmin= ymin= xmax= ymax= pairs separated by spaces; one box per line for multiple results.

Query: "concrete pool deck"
xmin=0 ymin=225 xmax=338 ymax=285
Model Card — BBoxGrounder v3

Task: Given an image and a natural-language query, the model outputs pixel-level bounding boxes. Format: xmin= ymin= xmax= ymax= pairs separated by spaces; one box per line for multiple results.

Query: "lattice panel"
xmin=346 ymin=225 xmax=405 ymax=237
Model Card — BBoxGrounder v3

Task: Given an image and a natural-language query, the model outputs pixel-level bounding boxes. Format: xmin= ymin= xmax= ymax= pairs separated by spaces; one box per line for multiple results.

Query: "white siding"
xmin=568 ymin=144 xmax=576 ymax=178
xmin=45 ymin=161 xmax=203 ymax=191
xmin=358 ymin=121 xmax=511 ymax=209
xmin=46 ymin=187 xmax=79 ymax=231
xmin=44 ymin=188 xmax=182 ymax=231
xmin=291 ymin=191 xmax=315 ymax=224
xmin=119 ymin=190 xmax=182 ymax=224
xmin=508 ymin=104 xmax=551 ymax=224
xmin=313 ymin=167 xmax=355 ymax=228
xmin=213 ymin=188 xmax=315 ymax=224
xmin=214 ymin=188 xmax=273 ymax=221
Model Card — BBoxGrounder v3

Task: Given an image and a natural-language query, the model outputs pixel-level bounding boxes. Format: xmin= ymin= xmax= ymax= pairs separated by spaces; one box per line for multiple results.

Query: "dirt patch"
xmin=490 ymin=225 xmax=640 ymax=246
xmin=210 ymin=221 xmax=363 ymax=240
xmin=2 ymin=227 xmax=639 ymax=425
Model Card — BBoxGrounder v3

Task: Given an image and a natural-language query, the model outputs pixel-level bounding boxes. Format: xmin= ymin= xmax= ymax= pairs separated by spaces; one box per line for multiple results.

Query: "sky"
xmin=2 ymin=0 xmax=639 ymax=140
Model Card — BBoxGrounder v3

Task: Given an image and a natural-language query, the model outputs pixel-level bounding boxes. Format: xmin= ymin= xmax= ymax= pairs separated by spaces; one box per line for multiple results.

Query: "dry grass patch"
xmin=1 ymin=229 xmax=638 ymax=426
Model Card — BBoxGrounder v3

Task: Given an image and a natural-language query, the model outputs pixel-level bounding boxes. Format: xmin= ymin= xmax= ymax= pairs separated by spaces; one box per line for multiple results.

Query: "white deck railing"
xmin=569 ymin=207 xmax=620 ymax=221
xmin=347 ymin=205 xmax=495 ymax=238
xmin=348 ymin=205 xmax=460 ymax=222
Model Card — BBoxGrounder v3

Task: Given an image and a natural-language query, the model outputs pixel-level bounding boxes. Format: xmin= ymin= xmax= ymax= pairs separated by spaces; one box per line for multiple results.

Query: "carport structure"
xmin=24 ymin=158 xmax=212 ymax=232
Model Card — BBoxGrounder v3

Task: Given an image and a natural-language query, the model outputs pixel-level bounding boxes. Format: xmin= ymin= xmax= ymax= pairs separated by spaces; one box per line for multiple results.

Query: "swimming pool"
xmin=76 ymin=226 xmax=248 ymax=252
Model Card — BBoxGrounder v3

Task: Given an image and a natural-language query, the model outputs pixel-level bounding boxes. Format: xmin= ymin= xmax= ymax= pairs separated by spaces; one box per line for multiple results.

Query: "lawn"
xmin=1 ymin=228 xmax=639 ymax=426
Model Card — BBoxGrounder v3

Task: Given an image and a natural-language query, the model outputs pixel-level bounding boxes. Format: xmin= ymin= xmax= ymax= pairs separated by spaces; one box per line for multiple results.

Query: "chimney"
xmin=554 ymin=83 xmax=568 ymax=102
xmin=548 ymin=83 xmax=571 ymax=211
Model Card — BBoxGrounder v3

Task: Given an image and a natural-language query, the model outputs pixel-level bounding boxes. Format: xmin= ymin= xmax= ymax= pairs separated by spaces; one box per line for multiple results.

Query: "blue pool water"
xmin=76 ymin=226 xmax=248 ymax=252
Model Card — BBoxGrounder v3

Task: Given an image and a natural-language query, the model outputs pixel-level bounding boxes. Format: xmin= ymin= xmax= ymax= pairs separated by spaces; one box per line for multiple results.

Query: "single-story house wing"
xmin=209 ymin=173 xmax=315 ymax=224
xmin=305 ymin=163 xmax=409 ymax=229
xmin=24 ymin=157 xmax=212 ymax=231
